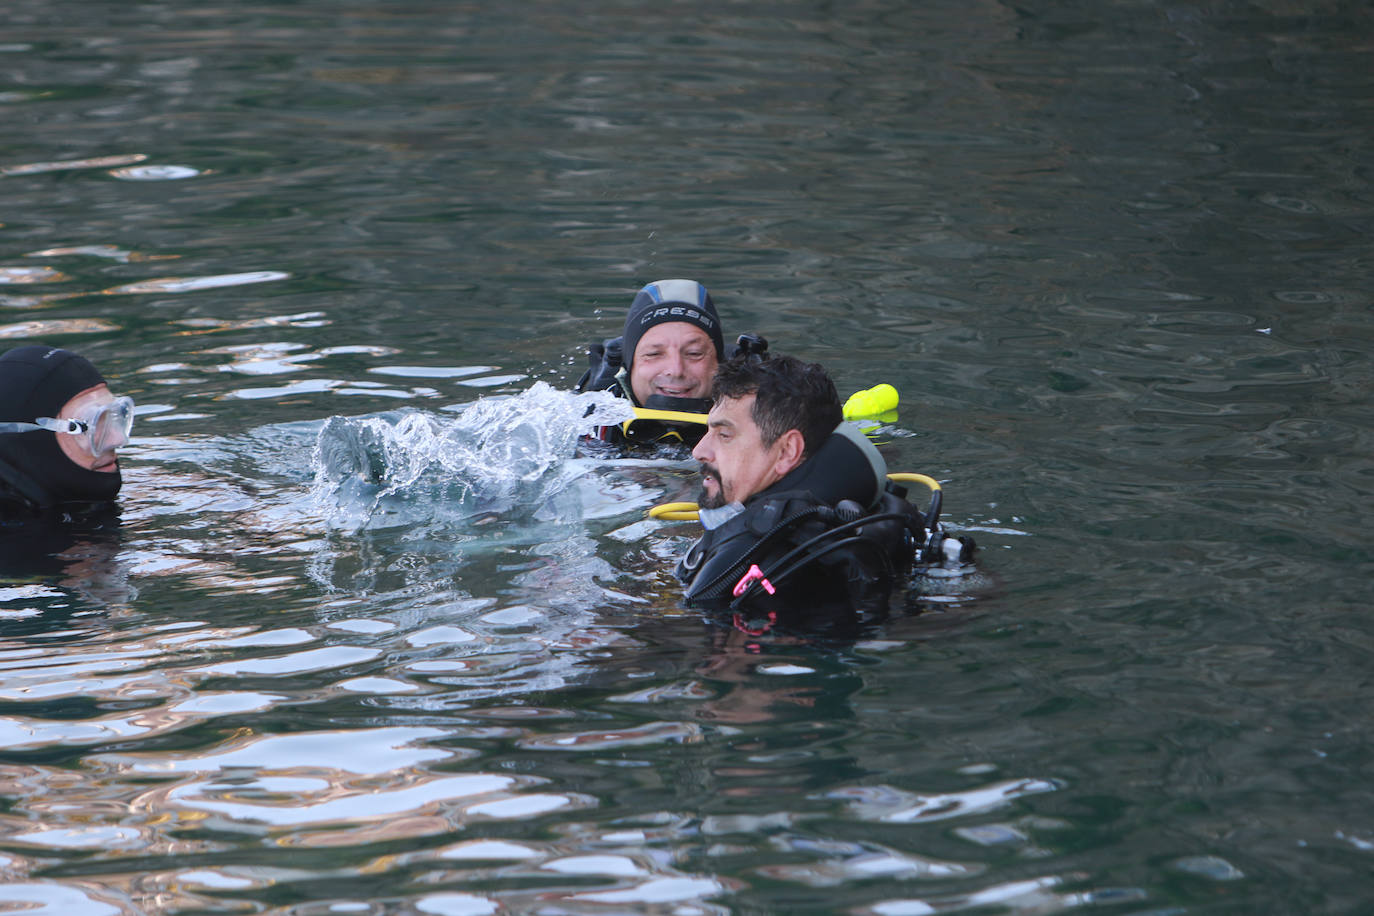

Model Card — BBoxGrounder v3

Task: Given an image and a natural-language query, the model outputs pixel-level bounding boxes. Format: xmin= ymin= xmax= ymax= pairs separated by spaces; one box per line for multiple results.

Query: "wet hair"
xmin=710 ymin=354 xmax=842 ymax=458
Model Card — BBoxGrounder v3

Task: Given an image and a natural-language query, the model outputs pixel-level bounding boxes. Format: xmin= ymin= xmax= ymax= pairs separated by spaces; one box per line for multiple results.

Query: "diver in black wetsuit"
xmin=575 ymin=278 xmax=767 ymax=450
xmin=0 ymin=345 xmax=134 ymax=616
xmin=674 ymin=353 xmax=975 ymax=632
xmin=0 ymin=345 xmax=132 ymax=519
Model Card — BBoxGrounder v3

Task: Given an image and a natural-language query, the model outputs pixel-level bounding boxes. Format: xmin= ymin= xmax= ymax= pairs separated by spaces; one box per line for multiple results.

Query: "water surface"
xmin=2 ymin=0 xmax=1373 ymax=913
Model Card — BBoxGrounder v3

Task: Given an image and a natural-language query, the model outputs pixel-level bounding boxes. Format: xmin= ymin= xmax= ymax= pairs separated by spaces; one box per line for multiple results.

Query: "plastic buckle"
xmin=732 ymin=564 xmax=776 ymax=598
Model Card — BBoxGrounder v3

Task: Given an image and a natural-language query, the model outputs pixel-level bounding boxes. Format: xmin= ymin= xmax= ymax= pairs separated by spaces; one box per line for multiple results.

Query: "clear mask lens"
xmin=80 ymin=396 xmax=135 ymax=457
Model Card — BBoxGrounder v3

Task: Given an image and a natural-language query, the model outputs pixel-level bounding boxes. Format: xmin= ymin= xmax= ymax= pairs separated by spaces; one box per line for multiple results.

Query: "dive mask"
xmin=1 ymin=395 xmax=135 ymax=459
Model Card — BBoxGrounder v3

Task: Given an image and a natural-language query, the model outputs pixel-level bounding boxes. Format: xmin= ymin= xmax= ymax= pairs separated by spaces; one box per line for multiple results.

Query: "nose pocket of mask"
xmin=85 ymin=397 xmax=135 ymax=456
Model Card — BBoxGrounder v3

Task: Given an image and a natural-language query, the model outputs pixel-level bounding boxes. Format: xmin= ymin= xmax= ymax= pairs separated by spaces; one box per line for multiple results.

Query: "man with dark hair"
xmin=676 ymin=353 xmax=974 ymax=627
xmin=693 ymin=354 xmax=842 ymax=510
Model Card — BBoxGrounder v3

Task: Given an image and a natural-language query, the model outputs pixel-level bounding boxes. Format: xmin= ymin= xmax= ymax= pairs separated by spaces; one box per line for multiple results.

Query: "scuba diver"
xmin=667 ymin=353 xmax=976 ymax=633
xmin=0 ymin=344 xmax=133 ymax=519
xmin=0 ymin=345 xmax=134 ymax=618
xmin=575 ymin=278 xmax=768 ymax=450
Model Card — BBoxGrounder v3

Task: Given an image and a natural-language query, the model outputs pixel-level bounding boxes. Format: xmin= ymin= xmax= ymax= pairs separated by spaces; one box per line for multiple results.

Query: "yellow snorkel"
xmin=616 ymin=405 xmax=710 ymax=444
xmin=631 ymin=382 xmax=898 ymax=432
xmin=629 ymin=406 xmax=710 ymax=426
xmin=649 ymin=474 xmax=941 ymax=524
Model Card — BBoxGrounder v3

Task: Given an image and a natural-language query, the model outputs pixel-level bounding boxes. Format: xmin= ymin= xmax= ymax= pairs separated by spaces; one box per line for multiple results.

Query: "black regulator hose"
xmin=730 ymin=511 xmax=913 ymax=607
xmin=732 ymin=534 xmax=898 ymax=610
xmin=689 ymin=505 xmax=832 ymax=602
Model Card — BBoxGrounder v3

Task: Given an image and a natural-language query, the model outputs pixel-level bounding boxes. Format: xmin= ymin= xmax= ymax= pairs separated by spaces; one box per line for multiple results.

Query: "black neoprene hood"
xmin=620 ymin=279 xmax=726 ymax=373
xmin=0 ymin=345 xmax=123 ymax=510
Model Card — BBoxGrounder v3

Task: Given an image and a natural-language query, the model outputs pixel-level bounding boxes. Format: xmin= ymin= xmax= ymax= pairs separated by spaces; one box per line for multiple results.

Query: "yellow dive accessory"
xmin=647 ymin=472 xmax=940 ymax=522
xmin=647 ymin=502 xmax=702 ymax=521
xmin=629 ymin=406 xmax=710 ymax=425
xmin=885 ymin=472 xmax=940 ymax=493
xmin=630 ymin=383 xmax=898 ymax=432
xmin=616 ymin=405 xmax=710 ymax=444
xmin=842 ymin=383 xmax=899 ymax=420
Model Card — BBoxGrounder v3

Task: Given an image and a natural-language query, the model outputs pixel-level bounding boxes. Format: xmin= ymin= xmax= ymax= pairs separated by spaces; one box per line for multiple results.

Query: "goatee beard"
xmin=698 ymin=465 xmax=725 ymax=510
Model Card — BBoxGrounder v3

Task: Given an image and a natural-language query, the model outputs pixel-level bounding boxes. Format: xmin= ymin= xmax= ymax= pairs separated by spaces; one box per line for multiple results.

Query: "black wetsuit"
xmin=675 ymin=423 xmax=974 ymax=632
xmin=0 ymin=460 xmax=123 ymax=580
xmin=0 ymin=500 xmax=122 ymax=570
xmin=0 ymin=346 xmax=123 ymax=511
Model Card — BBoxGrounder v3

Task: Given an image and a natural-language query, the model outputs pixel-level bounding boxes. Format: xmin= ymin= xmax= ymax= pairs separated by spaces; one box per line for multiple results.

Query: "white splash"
xmin=310 ymin=382 xmax=634 ymax=530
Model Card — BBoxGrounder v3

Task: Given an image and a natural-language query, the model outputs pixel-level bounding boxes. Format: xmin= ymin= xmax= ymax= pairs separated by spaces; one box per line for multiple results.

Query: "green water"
xmin=1 ymin=0 xmax=1372 ymax=913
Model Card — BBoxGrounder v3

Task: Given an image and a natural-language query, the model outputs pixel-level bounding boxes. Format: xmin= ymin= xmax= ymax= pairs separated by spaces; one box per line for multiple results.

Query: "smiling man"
xmin=0 ymin=345 xmax=133 ymax=516
xmin=577 ymin=278 xmax=751 ymax=450
xmin=620 ymin=279 xmax=725 ymax=406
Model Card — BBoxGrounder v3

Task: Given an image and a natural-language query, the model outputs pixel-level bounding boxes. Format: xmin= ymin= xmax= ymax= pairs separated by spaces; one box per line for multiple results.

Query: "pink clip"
xmin=733 ymin=564 xmax=776 ymax=597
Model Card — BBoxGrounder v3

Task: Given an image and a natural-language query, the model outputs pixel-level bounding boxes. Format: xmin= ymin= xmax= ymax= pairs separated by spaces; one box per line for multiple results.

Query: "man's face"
xmin=55 ymin=383 xmax=124 ymax=473
xmin=692 ymin=393 xmax=792 ymax=509
xmin=628 ymin=322 xmax=717 ymax=404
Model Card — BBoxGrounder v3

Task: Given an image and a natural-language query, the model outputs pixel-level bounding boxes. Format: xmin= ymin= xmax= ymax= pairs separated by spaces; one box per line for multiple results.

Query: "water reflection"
xmin=24 ymin=244 xmax=175 ymax=263
xmin=0 ymin=508 xmax=132 ymax=618
xmin=107 ymin=165 xmax=202 ymax=181
xmin=0 ymin=317 xmax=121 ymax=338
xmin=0 ymin=269 xmax=290 ymax=313
xmin=0 ymin=153 xmax=147 ymax=176
xmin=0 ymin=266 xmax=67 ymax=284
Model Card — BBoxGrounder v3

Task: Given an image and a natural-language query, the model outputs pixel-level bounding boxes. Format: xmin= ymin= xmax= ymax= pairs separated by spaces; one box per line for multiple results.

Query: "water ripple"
xmin=0 ymin=883 xmax=129 ymax=916
xmin=825 ymin=778 xmax=1062 ymax=823
xmin=0 ymin=317 xmax=119 ymax=338
xmin=106 ymin=271 xmax=289 ymax=295
xmin=0 ymin=266 xmax=67 ymax=284
xmin=758 ymin=840 xmax=979 ymax=886
xmin=518 ymin=720 xmax=706 ymax=751
xmin=107 ymin=164 xmax=201 ymax=181
xmin=99 ymin=726 xmax=460 ymax=775
xmin=861 ymin=875 xmax=1148 ymax=915
xmin=24 ymin=244 xmax=172 ymax=263
xmin=157 ymin=772 xmax=537 ymax=828
xmin=0 ymin=153 xmax=146 ymax=176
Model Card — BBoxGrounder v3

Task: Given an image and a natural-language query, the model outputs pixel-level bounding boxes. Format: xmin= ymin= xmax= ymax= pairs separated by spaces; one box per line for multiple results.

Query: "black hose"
xmin=730 ymin=535 xmax=898 ymax=610
xmin=728 ymin=512 xmax=916 ymax=607
xmin=690 ymin=505 xmax=831 ymax=601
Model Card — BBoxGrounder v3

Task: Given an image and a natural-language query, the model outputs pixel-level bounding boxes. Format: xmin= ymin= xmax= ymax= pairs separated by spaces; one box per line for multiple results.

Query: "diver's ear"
xmin=772 ymin=428 xmax=806 ymax=478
